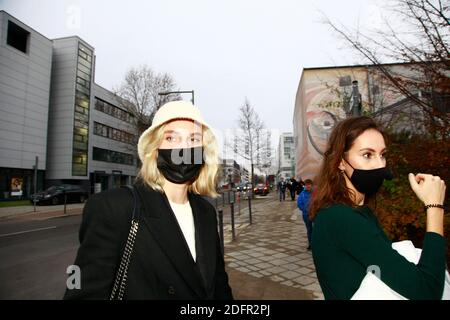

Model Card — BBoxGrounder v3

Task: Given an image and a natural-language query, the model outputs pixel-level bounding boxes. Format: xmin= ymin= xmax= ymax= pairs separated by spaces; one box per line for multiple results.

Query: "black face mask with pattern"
xmin=157 ymin=147 xmax=204 ymax=184
xmin=343 ymin=158 xmax=393 ymax=196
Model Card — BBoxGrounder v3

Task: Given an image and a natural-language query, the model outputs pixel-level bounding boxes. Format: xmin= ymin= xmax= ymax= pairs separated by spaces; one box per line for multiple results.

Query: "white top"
xmin=168 ymin=200 xmax=196 ymax=262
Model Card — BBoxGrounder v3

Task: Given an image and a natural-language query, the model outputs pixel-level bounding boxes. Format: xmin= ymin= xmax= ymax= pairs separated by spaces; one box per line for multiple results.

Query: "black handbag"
xmin=109 ymin=185 xmax=142 ymax=300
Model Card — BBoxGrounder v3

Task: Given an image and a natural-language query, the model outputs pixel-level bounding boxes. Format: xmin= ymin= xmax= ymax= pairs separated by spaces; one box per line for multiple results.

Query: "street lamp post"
xmin=158 ymin=90 xmax=195 ymax=105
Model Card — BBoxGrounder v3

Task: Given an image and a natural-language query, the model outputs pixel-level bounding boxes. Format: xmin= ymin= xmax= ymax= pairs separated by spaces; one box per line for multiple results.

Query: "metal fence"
xmin=204 ymin=190 xmax=253 ymax=255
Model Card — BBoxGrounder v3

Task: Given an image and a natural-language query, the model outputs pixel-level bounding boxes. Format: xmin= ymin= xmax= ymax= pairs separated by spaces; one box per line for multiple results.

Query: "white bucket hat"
xmin=137 ymin=100 xmax=210 ymax=163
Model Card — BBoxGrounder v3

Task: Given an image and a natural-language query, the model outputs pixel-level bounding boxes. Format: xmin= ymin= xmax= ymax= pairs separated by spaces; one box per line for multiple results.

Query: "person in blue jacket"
xmin=297 ymin=179 xmax=313 ymax=250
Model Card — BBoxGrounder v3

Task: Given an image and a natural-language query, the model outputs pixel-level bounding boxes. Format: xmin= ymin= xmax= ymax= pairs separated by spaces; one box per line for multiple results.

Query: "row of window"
xmin=284 ymin=146 xmax=293 ymax=154
xmin=93 ymin=122 xmax=136 ymax=145
xmin=94 ymin=98 xmax=135 ymax=124
xmin=93 ymin=147 xmax=134 ymax=166
xmin=78 ymin=46 xmax=92 ymax=62
xmin=72 ymin=43 xmax=93 ymax=177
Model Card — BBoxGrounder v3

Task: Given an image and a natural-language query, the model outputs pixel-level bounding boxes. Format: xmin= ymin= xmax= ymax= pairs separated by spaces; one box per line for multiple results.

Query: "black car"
xmin=253 ymin=183 xmax=269 ymax=196
xmin=30 ymin=184 xmax=89 ymax=205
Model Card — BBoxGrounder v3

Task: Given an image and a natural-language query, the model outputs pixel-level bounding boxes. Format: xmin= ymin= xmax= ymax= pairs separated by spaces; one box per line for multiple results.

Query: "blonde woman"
xmin=64 ymin=101 xmax=233 ymax=300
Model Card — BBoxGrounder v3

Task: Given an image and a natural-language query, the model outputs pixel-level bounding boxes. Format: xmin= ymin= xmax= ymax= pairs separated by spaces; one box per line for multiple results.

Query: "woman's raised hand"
xmin=408 ymin=173 xmax=446 ymax=206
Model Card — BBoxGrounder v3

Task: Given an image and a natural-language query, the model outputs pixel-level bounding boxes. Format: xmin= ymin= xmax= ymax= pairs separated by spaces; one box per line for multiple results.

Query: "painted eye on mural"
xmin=307 ymin=110 xmax=339 ymax=156
xmin=309 ymin=111 xmax=337 ymax=139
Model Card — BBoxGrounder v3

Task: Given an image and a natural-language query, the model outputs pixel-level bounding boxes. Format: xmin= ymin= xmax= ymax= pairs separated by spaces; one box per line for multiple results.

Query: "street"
xmin=0 ymin=215 xmax=81 ymax=299
xmin=0 ymin=191 xmax=322 ymax=300
xmin=0 ymin=193 xmax=263 ymax=300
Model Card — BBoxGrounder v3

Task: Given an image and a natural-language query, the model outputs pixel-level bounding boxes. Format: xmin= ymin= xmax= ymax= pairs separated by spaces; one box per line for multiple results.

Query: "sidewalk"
xmin=221 ymin=192 xmax=324 ymax=300
xmin=0 ymin=203 xmax=85 ymax=221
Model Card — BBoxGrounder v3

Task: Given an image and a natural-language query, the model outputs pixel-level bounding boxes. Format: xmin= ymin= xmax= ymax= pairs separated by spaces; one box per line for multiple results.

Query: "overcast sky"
xmin=1 ymin=0 xmax=388 ymax=161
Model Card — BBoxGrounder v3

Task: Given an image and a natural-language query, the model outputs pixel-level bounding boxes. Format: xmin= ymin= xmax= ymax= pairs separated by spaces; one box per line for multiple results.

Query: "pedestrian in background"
xmin=297 ymin=179 xmax=314 ymax=250
xmin=296 ymin=179 xmax=305 ymax=195
xmin=286 ymin=178 xmax=292 ymax=200
xmin=289 ymin=178 xmax=298 ymax=201
xmin=277 ymin=177 xmax=287 ymax=202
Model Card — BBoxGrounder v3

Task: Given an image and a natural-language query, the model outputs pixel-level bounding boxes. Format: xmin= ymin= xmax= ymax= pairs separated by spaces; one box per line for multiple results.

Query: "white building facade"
xmin=0 ymin=11 xmax=138 ymax=199
xmin=0 ymin=11 xmax=52 ymax=199
xmin=277 ymin=133 xmax=295 ymax=180
xmin=90 ymin=84 xmax=138 ymax=192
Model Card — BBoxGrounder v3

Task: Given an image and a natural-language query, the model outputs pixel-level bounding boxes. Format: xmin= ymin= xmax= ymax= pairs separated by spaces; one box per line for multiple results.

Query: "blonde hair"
xmin=136 ymin=122 xmax=219 ymax=198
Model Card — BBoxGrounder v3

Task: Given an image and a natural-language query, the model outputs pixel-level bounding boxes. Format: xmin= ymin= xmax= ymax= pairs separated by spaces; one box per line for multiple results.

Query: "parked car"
xmin=30 ymin=184 xmax=89 ymax=205
xmin=253 ymin=183 xmax=269 ymax=196
xmin=236 ymin=183 xmax=246 ymax=192
xmin=236 ymin=182 xmax=252 ymax=192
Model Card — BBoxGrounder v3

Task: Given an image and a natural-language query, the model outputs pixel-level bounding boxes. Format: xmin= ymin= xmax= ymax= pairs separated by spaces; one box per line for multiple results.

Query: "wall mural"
xmin=296 ymin=66 xmax=420 ymax=181
xmin=296 ymin=68 xmax=371 ymax=180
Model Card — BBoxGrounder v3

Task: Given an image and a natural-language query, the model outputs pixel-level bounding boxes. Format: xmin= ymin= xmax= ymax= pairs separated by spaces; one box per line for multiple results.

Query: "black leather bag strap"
xmin=123 ymin=185 xmax=141 ymax=221
xmin=109 ymin=185 xmax=141 ymax=300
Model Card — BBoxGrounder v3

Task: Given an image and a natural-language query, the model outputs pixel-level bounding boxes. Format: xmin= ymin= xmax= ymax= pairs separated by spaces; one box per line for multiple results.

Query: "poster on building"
xmin=11 ymin=177 xmax=23 ymax=196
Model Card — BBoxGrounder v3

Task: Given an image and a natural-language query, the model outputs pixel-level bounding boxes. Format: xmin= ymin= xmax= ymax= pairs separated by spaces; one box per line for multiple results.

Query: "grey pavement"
xmin=221 ymin=192 xmax=324 ymax=300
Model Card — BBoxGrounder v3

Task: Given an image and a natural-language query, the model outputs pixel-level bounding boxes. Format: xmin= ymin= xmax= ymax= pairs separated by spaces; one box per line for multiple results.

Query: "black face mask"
xmin=343 ymin=158 xmax=393 ymax=196
xmin=157 ymin=146 xmax=204 ymax=184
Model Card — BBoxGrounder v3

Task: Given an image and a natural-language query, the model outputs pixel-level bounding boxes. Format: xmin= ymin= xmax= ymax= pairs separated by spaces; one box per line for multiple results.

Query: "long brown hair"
xmin=309 ymin=116 xmax=386 ymax=220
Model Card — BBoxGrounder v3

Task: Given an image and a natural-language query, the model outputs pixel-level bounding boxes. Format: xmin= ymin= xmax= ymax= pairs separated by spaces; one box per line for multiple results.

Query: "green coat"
xmin=312 ymin=204 xmax=447 ymax=300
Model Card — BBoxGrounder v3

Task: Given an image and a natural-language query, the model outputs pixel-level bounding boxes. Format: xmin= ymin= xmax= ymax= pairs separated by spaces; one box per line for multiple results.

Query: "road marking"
xmin=0 ymin=226 xmax=57 ymax=238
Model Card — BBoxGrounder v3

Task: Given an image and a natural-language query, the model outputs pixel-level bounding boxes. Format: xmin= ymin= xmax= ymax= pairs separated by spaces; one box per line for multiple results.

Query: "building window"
xmin=7 ymin=21 xmax=30 ymax=54
xmin=93 ymin=147 xmax=134 ymax=165
xmin=72 ymin=150 xmax=87 ymax=176
xmin=372 ymin=84 xmax=380 ymax=95
xmin=284 ymin=137 xmax=293 ymax=143
xmin=339 ymin=76 xmax=352 ymax=87
xmin=94 ymin=97 xmax=135 ymax=124
xmin=93 ymin=122 xmax=136 ymax=145
xmin=72 ymin=42 xmax=92 ymax=177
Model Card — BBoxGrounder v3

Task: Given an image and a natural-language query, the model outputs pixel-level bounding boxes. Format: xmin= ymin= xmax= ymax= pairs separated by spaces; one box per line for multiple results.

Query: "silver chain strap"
xmin=109 ymin=219 xmax=140 ymax=300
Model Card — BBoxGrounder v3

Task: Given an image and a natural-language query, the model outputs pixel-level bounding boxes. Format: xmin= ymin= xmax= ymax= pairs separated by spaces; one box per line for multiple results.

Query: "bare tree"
xmin=114 ymin=65 xmax=181 ymax=136
xmin=231 ymin=98 xmax=272 ymax=186
xmin=322 ymin=0 xmax=449 ymax=139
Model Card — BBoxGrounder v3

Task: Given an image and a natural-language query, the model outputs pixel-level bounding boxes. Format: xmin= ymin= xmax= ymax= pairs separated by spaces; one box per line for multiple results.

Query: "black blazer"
xmin=64 ymin=182 xmax=233 ymax=300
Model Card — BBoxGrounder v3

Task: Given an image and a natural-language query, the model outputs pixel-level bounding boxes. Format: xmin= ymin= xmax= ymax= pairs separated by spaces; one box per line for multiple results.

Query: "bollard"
xmin=230 ymin=201 xmax=236 ymax=241
xmin=237 ymin=191 xmax=241 ymax=215
xmin=64 ymin=190 xmax=67 ymax=215
xmin=218 ymin=209 xmax=224 ymax=256
xmin=248 ymin=190 xmax=252 ymax=225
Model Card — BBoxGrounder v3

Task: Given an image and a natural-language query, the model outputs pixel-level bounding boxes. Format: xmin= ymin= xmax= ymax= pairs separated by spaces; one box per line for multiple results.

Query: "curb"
xmin=0 ymin=207 xmax=84 ymax=221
